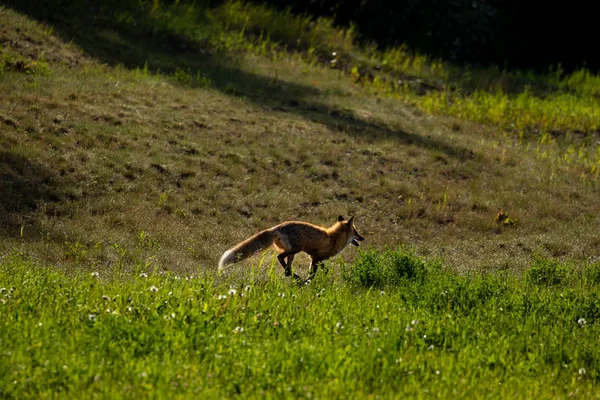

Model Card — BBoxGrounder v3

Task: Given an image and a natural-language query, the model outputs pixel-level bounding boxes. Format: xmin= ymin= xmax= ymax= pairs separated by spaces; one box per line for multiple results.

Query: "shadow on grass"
xmin=3 ymin=1 xmax=475 ymax=161
xmin=0 ymin=152 xmax=63 ymax=237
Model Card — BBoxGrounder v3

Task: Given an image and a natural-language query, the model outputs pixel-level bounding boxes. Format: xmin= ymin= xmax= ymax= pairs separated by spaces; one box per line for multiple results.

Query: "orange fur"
xmin=218 ymin=216 xmax=364 ymax=280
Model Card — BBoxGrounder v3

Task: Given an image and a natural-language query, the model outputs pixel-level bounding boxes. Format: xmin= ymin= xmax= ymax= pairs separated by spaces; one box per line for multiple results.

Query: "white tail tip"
xmin=218 ymin=249 xmax=234 ymax=274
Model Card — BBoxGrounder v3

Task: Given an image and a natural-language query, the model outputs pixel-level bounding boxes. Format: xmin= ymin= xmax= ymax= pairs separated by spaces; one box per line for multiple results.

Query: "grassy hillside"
xmin=1 ymin=2 xmax=598 ymax=278
xmin=1 ymin=1 xmax=600 ymax=397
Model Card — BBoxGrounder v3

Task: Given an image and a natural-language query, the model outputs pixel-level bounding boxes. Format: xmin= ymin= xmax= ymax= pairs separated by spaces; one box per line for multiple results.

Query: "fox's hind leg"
xmin=277 ymin=251 xmax=300 ymax=280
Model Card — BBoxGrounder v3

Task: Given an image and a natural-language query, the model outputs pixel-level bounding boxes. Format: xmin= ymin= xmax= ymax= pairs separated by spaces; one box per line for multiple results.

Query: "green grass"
xmin=2 ymin=250 xmax=600 ymax=398
xmin=1 ymin=1 xmax=600 ymax=396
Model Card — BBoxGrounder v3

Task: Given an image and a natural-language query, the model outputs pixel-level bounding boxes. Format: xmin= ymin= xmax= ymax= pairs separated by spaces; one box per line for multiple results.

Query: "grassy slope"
xmin=1 ymin=2 xmax=600 ymax=398
xmin=1 ymin=5 xmax=597 ymax=278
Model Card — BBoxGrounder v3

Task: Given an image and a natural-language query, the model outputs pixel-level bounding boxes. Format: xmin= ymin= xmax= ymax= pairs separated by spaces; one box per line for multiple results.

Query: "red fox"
xmin=218 ymin=216 xmax=365 ymax=280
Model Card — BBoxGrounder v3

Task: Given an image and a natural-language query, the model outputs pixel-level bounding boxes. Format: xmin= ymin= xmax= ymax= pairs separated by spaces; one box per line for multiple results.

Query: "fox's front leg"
xmin=308 ymin=257 xmax=325 ymax=280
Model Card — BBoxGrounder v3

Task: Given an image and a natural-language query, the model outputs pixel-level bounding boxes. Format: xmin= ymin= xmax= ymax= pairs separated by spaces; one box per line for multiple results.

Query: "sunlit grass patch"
xmin=2 ymin=250 xmax=600 ymax=397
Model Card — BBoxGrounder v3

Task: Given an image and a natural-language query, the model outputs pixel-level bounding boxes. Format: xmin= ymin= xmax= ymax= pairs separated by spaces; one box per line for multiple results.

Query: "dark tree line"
xmin=252 ymin=0 xmax=598 ymax=72
xmin=5 ymin=0 xmax=596 ymax=71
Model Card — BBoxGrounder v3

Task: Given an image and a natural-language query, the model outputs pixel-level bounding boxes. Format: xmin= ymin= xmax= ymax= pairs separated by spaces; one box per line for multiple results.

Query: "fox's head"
xmin=338 ymin=215 xmax=365 ymax=247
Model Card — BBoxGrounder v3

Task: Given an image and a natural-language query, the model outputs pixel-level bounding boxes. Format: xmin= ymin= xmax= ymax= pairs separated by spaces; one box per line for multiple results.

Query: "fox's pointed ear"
xmin=338 ymin=215 xmax=345 ymax=222
xmin=348 ymin=216 xmax=355 ymax=225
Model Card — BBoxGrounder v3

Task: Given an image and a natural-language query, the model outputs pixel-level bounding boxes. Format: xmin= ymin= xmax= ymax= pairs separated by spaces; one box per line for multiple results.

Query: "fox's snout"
xmin=351 ymin=232 xmax=365 ymax=247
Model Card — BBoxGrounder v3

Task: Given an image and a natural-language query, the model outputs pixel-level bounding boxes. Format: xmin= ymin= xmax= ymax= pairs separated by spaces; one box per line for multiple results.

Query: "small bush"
xmin=343 ymin=246 xmax=432 ymax=289
xmin=526 ymin=254 xmax=570 ymax=287
xmin=584 ymin=261 xmax=600 ymax=285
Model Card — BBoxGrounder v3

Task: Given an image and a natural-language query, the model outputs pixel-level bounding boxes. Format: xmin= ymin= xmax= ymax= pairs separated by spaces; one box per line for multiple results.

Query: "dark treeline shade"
xmin=5 ymin=0 xmax=597 ymax=72
xmin=247 ymin=0 xmax=599 ymax=72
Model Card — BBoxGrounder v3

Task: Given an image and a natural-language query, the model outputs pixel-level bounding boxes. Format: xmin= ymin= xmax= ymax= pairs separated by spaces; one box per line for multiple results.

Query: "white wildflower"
xmin=578 ymin=318 xmax=587 ymax=326
xmin=228 ymin=288 xmax=237 ymax=296
xmin=150 ymin=286 xmax=159 ymax=292
xmin=91 ymin=272 xmax=99 ymax=278
xmin=579 ymin=367 xmax=587 ymax=375
xmin=139 ymin=273 xmax=148 ymax=278
xmin=102 ymin=295 xmax=110 ymax=301
xmin=88 ymin=314 xmax=97 ymax=321
xmin=218 ymin=294 xmax=227 ymax=300
xmin=233 ymin=326 xmax=244 ymax=334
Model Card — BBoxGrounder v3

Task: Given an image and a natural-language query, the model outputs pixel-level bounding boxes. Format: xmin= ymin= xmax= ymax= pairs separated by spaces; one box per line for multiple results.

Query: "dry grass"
xmin=0 ymin=5 xmax=598 ymax=278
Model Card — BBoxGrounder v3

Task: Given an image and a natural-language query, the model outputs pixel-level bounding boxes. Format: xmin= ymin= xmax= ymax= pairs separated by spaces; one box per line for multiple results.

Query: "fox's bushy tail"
xmin=218 ymin=229 xmax=275 ymax=272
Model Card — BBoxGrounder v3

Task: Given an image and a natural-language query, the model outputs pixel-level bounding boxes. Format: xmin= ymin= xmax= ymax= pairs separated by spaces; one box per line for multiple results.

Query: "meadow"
xmin=2 ymin=250 xmax=600 ymax=398
xmin=1 ymin=0 xmax=599 ymax=397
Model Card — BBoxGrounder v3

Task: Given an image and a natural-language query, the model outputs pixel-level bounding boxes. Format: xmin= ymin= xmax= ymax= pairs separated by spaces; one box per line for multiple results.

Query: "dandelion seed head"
xmin=150 ymin=286 xmax=159 ymax=292
xmin=139 ymin=273 xmax=148 ymax=278
xmin=228 ymin=288 xmax=237 ymax=296
xmin=578 ymin=318 xmax=587 ymax=326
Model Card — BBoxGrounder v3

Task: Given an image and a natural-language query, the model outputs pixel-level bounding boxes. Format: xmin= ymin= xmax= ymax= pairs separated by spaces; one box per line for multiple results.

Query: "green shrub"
xmin=584 ymin=261 xmax=600 ymax=285
xmin=526 ymin=254 xmax=570 ymax=287
xmin=343 ymin=246 xmax=433 ymax=289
